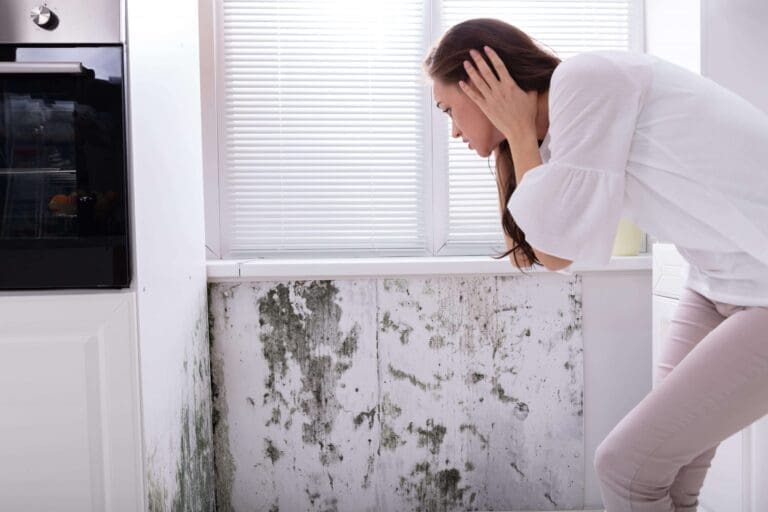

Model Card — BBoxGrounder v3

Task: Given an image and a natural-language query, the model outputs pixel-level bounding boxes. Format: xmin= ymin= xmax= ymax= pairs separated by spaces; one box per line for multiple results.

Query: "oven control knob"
xmin=30 ymin=6 xmax=54 ymax=28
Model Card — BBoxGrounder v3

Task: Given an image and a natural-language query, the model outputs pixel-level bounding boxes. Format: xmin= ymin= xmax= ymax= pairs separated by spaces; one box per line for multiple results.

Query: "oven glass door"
xmin=0 ymin=46 xmax=129 ymax=289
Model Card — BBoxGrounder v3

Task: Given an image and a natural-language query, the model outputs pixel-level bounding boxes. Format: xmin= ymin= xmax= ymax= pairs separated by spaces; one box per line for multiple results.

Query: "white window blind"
xmin=217 ymin=0 xmax=428 ymax=258
xmin=214 ymin=0 xmax=639 ymax=259
xmin=441 ymin=0 xmax=637 ymax=253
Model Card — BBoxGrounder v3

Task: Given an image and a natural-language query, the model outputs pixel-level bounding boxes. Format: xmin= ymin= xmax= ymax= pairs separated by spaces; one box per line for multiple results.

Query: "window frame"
xmin=201 ymin=0 xmax=647 ymax=261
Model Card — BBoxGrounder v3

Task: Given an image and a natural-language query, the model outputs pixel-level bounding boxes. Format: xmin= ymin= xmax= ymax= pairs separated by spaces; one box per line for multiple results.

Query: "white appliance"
xmin=652 ymin=243 xmax=768 ymax=511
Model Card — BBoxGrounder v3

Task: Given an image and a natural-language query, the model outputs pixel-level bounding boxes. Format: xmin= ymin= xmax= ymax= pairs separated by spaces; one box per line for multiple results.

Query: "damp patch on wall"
xmin=146 ymin=289 xmax=217 ymax=512
xmin=209 ymin=274 xmax=584 ymax=511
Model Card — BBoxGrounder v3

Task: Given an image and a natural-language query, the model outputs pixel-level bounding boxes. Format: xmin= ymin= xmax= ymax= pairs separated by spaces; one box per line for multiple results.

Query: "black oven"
xmin=0 ymin=2 xmax=130 ymax=289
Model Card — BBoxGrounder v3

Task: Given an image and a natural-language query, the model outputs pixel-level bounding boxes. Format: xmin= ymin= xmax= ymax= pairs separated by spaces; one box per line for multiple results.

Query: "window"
xmin=206 ymin=0 xmax=642 ymax=259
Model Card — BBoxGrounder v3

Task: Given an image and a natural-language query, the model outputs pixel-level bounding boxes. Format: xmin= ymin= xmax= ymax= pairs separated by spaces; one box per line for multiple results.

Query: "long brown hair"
xmin=422 ymin=18 xmax=560 ymax=269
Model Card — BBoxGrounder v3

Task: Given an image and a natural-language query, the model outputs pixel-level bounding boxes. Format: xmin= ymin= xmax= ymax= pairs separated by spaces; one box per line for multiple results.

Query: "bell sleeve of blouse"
xmin=506 ymin=52 xmax=646 ymax=267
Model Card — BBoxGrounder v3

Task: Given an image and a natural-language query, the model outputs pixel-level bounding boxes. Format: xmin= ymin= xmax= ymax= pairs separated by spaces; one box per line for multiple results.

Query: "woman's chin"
xmin=475 ymin=146 xmax=490 ymax=157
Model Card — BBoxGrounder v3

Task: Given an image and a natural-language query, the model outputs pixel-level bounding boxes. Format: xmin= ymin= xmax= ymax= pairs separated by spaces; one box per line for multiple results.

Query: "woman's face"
xmin=432 ymin=79 xmax=506 ymax=158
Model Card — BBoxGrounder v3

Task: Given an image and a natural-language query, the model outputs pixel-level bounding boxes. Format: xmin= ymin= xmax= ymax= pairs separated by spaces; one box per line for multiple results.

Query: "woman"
xmin=423 ymin=18 xmax=768 ymax=511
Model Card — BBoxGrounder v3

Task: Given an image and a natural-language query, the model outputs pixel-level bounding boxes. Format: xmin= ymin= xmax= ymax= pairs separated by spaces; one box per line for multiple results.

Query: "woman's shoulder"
xmin=550 ymin=50 xmax=654 ymax=96
xmin=554 ymin=50 xmax=653 ymax=80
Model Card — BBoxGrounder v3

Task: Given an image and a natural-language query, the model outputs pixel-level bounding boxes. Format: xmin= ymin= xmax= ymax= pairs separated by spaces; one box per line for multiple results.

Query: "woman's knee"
xmin=594 ymin=436 xmax=631 ymax=481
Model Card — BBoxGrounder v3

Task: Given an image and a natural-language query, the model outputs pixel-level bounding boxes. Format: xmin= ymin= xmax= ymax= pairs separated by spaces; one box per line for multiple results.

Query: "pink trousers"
xmin=594 ymin=286 xmax=768 ymax=511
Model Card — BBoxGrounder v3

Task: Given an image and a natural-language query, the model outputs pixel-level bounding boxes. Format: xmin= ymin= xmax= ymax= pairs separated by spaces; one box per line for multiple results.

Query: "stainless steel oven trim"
xmin=0 ymin=1 xmax=123 ymax=44
xmin=0 ymin=62 xmax=84 ymax=74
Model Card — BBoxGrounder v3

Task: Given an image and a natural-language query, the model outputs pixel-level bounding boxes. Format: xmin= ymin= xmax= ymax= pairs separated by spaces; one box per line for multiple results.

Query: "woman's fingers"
xmin=483 ymin=46 xmax=515 ymax=85
xmin=469 ymin=48 xmax=499 ymax=88
xmin=463 ymin=57 xmax=491 ymax=97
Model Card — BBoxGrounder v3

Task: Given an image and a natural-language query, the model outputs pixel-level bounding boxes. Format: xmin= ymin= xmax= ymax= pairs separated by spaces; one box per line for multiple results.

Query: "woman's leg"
xmin=594 ymin=287 xmax=768 ymax=511
xmin=654 ymin=288 xmax=725 ymax=511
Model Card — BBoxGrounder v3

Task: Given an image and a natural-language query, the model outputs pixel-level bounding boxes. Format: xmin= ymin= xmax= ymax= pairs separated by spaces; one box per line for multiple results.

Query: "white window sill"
xmin=207 ymin=254 xmax=651 ymax=282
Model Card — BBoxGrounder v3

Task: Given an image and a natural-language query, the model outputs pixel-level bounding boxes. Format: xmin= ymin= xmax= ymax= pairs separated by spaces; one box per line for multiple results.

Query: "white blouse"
xmin=507 ymin=50 xmax=768 ymax=306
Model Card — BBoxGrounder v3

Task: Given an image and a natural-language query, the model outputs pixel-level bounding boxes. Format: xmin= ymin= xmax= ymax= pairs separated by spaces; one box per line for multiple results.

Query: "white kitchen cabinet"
xmin=0 ymin=291 xmax=143 ymax=512
xmin=652 ymin=243 xmax=768 ymax=512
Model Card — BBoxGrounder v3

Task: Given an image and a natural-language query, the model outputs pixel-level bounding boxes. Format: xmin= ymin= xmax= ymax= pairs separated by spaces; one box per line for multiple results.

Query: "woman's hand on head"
xmin=460 ymin=46 xmax=538 ymax=146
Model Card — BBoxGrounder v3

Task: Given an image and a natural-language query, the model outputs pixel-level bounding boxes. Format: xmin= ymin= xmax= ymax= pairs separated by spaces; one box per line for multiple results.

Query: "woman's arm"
xmin=502 ymin=130 xmax=574 ymax=271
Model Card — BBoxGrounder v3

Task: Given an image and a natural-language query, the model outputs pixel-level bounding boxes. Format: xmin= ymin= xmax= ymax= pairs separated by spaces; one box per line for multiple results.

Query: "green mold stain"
xmin=491 ymin=382 xmax=531 ymax=421
xmin=381 ymin=393 xmax=403 ymax=418
xmin=265 ymin=438 xmax=283 ymax=464
xmin=491 ymin=342 xmax=502 ymax=360
xmin=171 ymin=403 xmax=215 ymax=512
xmin=565 ymin=286 xmax=584 ymax=341
xmin=398 ymin=298 xmax=423 ymax=312
xmin=398 ymin=325 xmax=414 ymax=345
xmin=388 ymin=364 xmax=430 ymax=391
xmin=265 ymin=407 xmax=281 ymax=427
xmin=545 ymin=492 xmax=558 ymax=506
xmin=568 ymin=291 xmax=582 ymax=309
xmin=334 ymin=360 xmax=352 ymax=377
xmin=209 ymin=286 xmax=236 ymax=512
xmin=305 ymin=489 xmax=321 ymax=506
xmin=428 ymin=334 xmax=445 ymax=349
xmin=382 ymin=278 xmax=409 ymax=293
xmin=146 ymin=468 xmax=168 ymax=512
xmin=353 ymin=407 xmax=377 ymax=429
xmin=564 ymin=322 xmax=579 ymax=340
xmin=381 ymin=311 xmax=397 ymax=332
xmin=318 ymin=441 xmax=344 ymax=466
xmin=256 ymin=281 xmax=360 ymax=466
xmin=362 ymin=454 xmax=376 ymax=489
xmin=162 ymin=292 xmax=216 ymax=512
xmin=380 ymin=310 xmax=414 ymax=345
xmin=432 ymin=370 xmax=454 ymax=385
xmin=336 ymin=325 xmax=359 ymax=357
xmin=464 ymin=461 xmax=475 ymax=472
xmin=469 ymin=372 xmax=485 ymax=384
xmin=397 ymin=462 xmax=470 ymax=512
xmin=380 ymin=423 xmax=403 ymax=451
xmin=459 ymin=423 xmax=489 ymax=450
xmin=415 ymin=419 xmax=447 ymax=455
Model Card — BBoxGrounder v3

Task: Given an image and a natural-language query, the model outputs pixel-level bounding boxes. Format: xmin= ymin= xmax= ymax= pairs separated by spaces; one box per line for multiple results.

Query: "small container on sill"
xmin=612 ymin=218 xmax=643 ymax=256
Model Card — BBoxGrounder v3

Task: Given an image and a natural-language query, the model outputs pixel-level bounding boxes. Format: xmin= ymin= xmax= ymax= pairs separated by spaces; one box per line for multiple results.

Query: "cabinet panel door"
xmin=0 ymin=292 xmax=142 ymax=512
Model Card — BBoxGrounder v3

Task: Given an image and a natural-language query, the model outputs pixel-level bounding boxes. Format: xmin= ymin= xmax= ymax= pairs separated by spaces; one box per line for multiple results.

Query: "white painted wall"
xmin=206 ymin=268 xmax=652 ymax=511
xmin=210 ymin=274 xmax=588 ymax=511
xmin=582 ymin=271 xmax=652 ymax=508
xmin=701 ymin=0 xmax=768 ymax=114
xmin=125 ymin=0 xmax=215 ymax=508
xmin=644 ymin=0 xmax=701 ymax=73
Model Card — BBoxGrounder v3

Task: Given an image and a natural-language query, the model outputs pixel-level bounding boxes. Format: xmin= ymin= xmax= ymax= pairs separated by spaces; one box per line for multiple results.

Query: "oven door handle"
xmin=0 ymin=62 xmax=84 ymax=74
